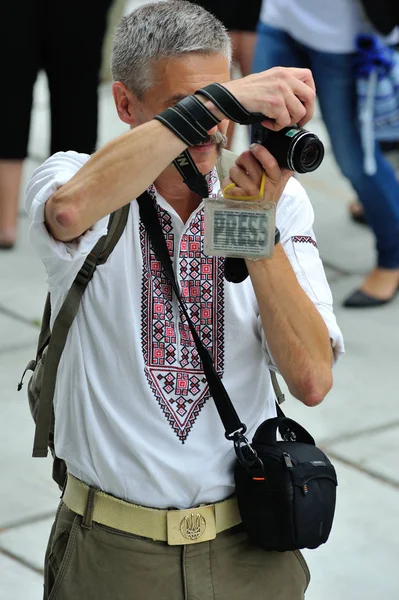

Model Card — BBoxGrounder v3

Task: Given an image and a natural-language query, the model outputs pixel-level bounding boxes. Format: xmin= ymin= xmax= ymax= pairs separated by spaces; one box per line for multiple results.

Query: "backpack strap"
xmin=16 ymin=294 xmax=53 ymax=392
xmin=37 ymin=293 xmax=52 ymax=358
xmin=270 ymin=371 xmax=285 ymax=405
xmin=32 ymin=205 xmax=130 ymax=457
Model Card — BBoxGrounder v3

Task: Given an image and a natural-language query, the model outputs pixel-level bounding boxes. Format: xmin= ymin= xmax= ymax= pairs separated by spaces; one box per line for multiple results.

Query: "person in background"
xmin=350 ymin=0 xmax=399 ymax=225
xmin=190 ymin=0 xmax=262 ymax=147
xmin=350 ymin=140 xmax=399 ymax=225
xmin=0 ymin=0 xmax=112 ymax=250
xmin=254 ymin=0 xmax=399 ymax=307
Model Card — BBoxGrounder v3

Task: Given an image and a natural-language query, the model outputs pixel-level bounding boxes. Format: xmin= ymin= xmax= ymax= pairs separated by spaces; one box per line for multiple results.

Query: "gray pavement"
xmin=1 ymin=57 xmax=399 ymax=600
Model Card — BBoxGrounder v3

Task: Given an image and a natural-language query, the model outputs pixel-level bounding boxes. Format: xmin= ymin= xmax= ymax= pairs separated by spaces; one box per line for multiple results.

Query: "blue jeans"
xmin=253 ymin=23 xmax=399 ymax=269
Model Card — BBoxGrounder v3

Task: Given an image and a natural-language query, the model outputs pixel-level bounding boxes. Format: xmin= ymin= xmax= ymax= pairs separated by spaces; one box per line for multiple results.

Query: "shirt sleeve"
xmin=258 ymin=177 xmax=345 ymax=369
xmin=25 ymin=151 xmax=109 ymax=291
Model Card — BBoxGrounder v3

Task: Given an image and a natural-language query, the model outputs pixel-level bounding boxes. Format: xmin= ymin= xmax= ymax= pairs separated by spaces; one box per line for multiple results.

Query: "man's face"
xmin=114 ymin=53 xmax=230 ymax=176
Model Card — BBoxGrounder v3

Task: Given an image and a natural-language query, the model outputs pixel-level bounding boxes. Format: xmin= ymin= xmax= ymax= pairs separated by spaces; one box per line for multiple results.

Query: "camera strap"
xmin=157 ymin=83 xmax=266 ymax=199
xmin=196 ymin=83 xmax=266 ymax=125
xmin=173 ymin=150 xmax=209 ymax=199
xmin=173 ymin=150 xmax=249 ymax=283
xmin=137 ymin=191 xmax=284 ymax=445
xmin=157 ymin=84 xmax=266 ymax=284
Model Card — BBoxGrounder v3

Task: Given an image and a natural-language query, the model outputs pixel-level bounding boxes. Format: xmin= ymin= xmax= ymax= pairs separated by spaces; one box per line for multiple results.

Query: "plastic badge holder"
xmin=204 ymin=173 xmax=276 ymax=260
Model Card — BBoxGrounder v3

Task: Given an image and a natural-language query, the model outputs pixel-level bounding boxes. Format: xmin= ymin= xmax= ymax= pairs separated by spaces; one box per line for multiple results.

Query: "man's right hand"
xmin=199 ymin=67 xmax=316 ymax=132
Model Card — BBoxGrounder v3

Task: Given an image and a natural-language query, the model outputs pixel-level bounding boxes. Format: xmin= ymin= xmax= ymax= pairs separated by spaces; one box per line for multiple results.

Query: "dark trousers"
xmin=0 ymin=0 xmax=113 ymax=159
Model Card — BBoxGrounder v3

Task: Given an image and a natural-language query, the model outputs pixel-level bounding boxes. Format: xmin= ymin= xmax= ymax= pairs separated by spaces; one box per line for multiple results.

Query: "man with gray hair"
xmin=25 ymin=1 xmax=343 ymax=598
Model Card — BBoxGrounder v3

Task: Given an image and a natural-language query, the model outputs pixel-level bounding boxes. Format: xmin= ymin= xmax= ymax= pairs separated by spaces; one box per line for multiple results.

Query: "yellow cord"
xmin=222 ymin=172 xmax=266 ymax=201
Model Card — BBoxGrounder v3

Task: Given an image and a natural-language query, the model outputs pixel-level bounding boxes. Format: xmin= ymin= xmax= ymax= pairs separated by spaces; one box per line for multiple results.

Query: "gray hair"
xmin=110 ymin=0 xmax=232 ymax=98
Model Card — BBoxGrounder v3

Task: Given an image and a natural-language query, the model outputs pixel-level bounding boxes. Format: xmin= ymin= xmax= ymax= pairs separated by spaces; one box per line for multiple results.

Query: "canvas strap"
xmin=32 ymin=205 xmax=130 ymax=457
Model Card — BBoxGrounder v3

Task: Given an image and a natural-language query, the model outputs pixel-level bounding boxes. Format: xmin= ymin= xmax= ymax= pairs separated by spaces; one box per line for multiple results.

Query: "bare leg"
xmin=227 ymin=31 xmax=258 ymax=149
xmin=361 ymin=268 xmax=399 ymax=299
xmin=0 ymin=160 xmax=23 ymax=247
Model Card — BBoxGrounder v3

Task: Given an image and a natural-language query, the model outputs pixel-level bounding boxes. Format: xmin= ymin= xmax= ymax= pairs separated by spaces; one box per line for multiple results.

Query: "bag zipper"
xmin=293 ymin=474 xmax=337 ymax=496
xmin=17 ymin=359 xmax=36 ymax=391
xmin=283 ymin=452 xmax=293 ymax=468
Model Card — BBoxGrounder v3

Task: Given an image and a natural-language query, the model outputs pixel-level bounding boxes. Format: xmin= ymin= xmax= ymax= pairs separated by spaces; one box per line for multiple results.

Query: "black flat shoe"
xmin=343 ymin=287 xmax=399 ymax=308
xmin=0 ymin=242 xmax=15 ymax=250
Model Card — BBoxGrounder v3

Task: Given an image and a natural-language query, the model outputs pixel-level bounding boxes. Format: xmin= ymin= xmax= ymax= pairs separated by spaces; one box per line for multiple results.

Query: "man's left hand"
xmin=223 ymin=144 xmax=292 ymax=204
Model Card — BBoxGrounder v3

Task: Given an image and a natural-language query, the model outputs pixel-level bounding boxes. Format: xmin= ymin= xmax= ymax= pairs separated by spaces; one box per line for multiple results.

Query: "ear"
xmin=112 ymin=81 xmax=142 ymax=126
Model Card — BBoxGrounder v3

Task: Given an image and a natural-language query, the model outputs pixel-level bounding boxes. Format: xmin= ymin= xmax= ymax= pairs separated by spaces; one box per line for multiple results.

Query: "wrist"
xmin=194 ymin=94 xmax=226 ymax=123
xmin=245 ymin=227 xmax=281 ymax=264
xmin=154 ymin=93 xmax=221 ymax=145
xmin=245 ymin=249 xmax=282 ymax=280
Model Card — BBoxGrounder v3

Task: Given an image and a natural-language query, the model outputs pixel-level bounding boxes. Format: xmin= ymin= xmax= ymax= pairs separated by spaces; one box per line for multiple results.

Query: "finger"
xmin=229 ymin=164 xmax=262 ymax=197
xmin=260 ymin=88 xmax=309 ymax=131
xmin=273 ymin=101 xmax=292 ymax=129
xmin=289 ymin=79 xmax=316 ymax=123
xmin=235 ymin=151 xmax=264 ymax=182
xmin=264 ymin=68 xmax=316 ymax=127
xmin=222 ymin=177 xmax=255 ymax=199
xmin=249 ymin=144 xmax=281 ymax=185
xmin=260 ymin=117 xmax=279 ymax=131
xmin=283 ymin=95 xmax=307 ymax=127
xmin=286 ymin=67 xmax=316 ymax=92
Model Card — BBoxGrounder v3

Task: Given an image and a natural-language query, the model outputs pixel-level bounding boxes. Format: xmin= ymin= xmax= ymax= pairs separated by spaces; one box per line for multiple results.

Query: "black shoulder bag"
xmin=137 ymin=191 xmax=338 ymax=552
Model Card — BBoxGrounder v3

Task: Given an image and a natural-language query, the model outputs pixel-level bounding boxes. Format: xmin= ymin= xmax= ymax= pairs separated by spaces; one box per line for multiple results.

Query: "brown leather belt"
xmin=63 ymin=473 xmax=241 ymax=545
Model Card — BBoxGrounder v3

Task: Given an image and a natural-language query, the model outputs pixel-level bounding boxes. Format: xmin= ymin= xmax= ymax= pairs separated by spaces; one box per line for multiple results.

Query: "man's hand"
xmin=203 ymin=67 xmax=316 ymax=131
xmin=223 ymin=144 xmax=292 ymax=204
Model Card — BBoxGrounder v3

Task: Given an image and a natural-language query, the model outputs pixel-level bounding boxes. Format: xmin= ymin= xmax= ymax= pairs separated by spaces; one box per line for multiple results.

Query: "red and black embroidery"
xmin=140 ymin=187 xmax=225 ymax=443
xmin=291 ymin=235 xmax=318 ymax=248
xmin=207 ymin=169 xmax=218 ymax=192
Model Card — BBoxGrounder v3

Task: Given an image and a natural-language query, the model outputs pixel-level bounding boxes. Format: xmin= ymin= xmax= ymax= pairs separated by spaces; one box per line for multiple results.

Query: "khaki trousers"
xmin=44 ymin=502 xmax=311 ymax=600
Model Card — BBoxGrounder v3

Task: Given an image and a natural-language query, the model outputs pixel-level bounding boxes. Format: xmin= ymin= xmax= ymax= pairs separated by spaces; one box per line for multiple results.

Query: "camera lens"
xmin=290 ymin=132 xmax=324 ymax=173
xmin=301 ymin=143 xmax=321 ymax=169
xmin=251 ymin=125 xmax=324 ymax=174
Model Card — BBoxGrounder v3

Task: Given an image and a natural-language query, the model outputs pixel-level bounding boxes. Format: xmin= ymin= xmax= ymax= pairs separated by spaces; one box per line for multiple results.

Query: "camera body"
xmin=251 ymin=124 xmax=324 ymax=174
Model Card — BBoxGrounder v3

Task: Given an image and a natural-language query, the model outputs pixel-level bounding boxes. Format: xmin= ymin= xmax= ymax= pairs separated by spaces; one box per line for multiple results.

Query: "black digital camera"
xmin=251 ymin=124 xmax=324 ymax=173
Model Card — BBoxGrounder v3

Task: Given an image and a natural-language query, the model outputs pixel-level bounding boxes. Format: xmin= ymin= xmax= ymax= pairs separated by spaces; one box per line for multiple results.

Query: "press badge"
xmin=204 ymin=174 xmax=276 ymax=260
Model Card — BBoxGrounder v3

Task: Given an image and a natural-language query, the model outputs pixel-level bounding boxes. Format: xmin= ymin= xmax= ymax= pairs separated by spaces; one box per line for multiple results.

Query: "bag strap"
xmin=253 ymin=416 xmax=315 ymax=447
xmin=138 ymin=190 xmax=287 ymax=476
xmin=137 ymin=188 xmax=286 ymax=430
xmin=32 ymin=205 xmax=130 ymax=458
xmin=137 ymin=191 xmax=246 ymax=438
xmin=218 ymin=150 xmax=285 ymax=410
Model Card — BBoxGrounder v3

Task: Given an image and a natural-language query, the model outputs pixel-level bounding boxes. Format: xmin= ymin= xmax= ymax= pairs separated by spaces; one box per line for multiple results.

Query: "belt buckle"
xmin=167 ymin=505 xmax=216 ymax=545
